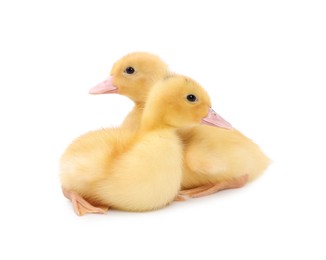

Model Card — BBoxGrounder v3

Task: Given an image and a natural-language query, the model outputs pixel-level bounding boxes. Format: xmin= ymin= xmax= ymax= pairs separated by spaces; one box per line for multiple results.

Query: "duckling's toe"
xmin=174 ymin=194 xmax=188 ymax=202
xmin=62 ymin=187 xmax=109 ymax=216
xmin=179 ymin=175 xmax=249 ymax=198
xmin=179 ymin=184 xmax=213 ymax=197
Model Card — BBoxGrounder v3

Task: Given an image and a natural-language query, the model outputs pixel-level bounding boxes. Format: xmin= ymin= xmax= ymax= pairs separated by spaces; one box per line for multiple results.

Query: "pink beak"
xmin=89 ymin=76 xmax=118 ymax=94
xmin=201 ymin=108 xmax=233 ymax=130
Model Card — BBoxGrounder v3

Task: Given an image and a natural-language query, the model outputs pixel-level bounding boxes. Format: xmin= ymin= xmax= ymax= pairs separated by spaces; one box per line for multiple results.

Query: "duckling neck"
xmin=120 ymin=102 xmax=145 ymax=131
xmin=138 ymin=114 xmax=175 ymax=134
xmin=139 ymin=123 xmax=174 ymax=134
xmin=135 ymin=102 xmax=145 ymax=110
xmin=138 ymin=101 xmax=175 ymax=133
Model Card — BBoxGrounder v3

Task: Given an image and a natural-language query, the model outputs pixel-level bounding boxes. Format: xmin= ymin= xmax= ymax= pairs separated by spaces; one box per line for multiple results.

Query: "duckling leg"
xmin=62 ymin=187 xmax=109 ymax=216
xmin=179 ymin=175 xmax=249 ymax=198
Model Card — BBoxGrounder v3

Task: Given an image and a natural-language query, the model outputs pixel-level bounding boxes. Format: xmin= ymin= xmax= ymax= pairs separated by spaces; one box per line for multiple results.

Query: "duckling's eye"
xmin=186 ymin=94 xmax=197 ymax=102
xmin=125 ymin=67 xmax=135 ymax=74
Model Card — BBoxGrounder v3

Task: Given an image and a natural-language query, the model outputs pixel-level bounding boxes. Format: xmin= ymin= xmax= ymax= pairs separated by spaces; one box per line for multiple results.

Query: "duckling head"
xmin=141 ymin=75 xmax=213 ymax=130
xmin=89 ymin=52 xmax=168 ymax=104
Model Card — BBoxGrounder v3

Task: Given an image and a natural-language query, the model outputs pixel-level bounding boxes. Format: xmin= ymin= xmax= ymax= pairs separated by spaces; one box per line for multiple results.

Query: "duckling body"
xmin=61 ymin=128 xmax=183 ymax=212
xmin=179 ymin=125 xmax=269 ymax=194
xmin=91 ymin=52 xmax=270 ymax=198
xmin=61 ymin=75 xmax=212 ymax=214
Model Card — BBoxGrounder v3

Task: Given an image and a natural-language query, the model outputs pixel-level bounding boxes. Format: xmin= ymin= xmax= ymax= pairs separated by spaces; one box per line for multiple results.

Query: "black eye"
xmin=125 ymin=67 xmax=135 ymax=74
xmin=186 ymin=94 xmax=197 ymax=102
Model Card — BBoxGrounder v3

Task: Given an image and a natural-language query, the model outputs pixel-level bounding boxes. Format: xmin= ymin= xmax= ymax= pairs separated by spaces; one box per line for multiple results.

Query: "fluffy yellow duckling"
xmin=61 ymin=75 xmax=213 ymax=215
xmin=91 ymin=52 xmax=270 ymax=198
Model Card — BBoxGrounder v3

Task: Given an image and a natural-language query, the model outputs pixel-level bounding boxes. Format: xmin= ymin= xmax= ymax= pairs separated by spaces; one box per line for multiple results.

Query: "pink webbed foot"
xmin=62 ymin=187 xmax=109 ymax=216
xmin=179 ymin=174 xmax=249 ymax=198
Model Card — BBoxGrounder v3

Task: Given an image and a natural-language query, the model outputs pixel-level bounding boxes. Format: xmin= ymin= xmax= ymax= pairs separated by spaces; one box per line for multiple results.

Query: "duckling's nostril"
xmin=209 ymin=108 xmax=217 ymax=116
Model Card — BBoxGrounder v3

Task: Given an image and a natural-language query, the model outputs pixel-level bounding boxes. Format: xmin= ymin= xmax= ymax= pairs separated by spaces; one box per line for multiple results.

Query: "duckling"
xmin=91 ymin=52 xmax=270 ymax=198
xmin=61 ymin=75 xmax=213 ymax=215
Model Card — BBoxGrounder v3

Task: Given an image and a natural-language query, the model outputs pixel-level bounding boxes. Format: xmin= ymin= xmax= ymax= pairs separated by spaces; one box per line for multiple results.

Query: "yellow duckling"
xmin=90 ymin=52 xmax=270 ymax=198
xmin=61 ymin=75 xmax=213 ymax=215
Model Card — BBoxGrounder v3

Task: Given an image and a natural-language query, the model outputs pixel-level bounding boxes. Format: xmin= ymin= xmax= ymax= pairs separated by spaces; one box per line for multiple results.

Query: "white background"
xmin=1 ymin=0 xmax=325 ymax=259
